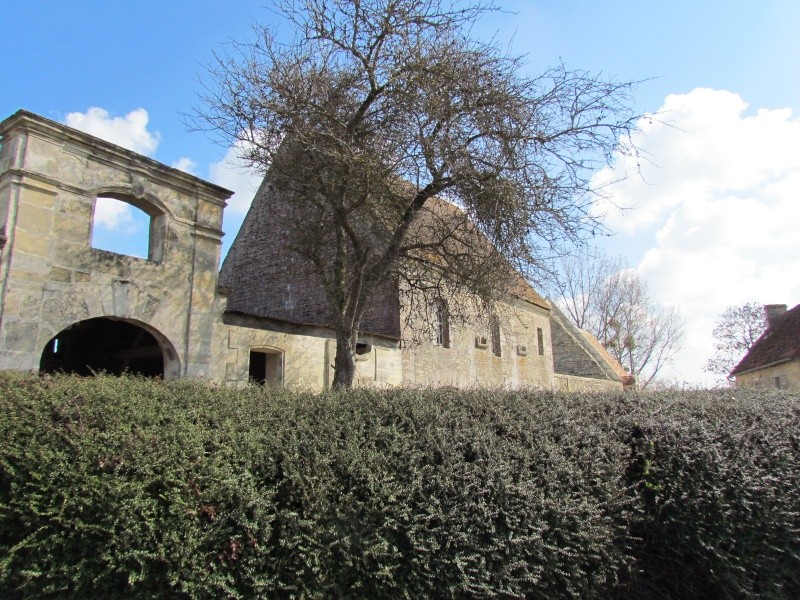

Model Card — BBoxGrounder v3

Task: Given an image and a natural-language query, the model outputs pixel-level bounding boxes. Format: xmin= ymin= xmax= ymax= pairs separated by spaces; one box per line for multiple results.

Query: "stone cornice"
xmin=0 ymin=109 xmax=235 ymax=207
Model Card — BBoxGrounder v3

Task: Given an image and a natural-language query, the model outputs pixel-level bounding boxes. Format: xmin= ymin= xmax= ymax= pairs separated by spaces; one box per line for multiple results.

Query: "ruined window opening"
xmin=355 ymin=342 xmax=372 ymax=355
xmin=537 ymin=327 xmax=545 ymax=355
xmin=249 ymin=349 xmax=283 ymax=386
xmin=40 ymin=318 xmax=165 ymax=378
xmin=434 ymin=299 xmax=450 ymax=348
xmin=490 ymin=314 xmax=501 ymax=357
xmin=91 ymin=195 xmax=165 ymax=262
xmin=774 ymin=376 xmax=781 ymax=389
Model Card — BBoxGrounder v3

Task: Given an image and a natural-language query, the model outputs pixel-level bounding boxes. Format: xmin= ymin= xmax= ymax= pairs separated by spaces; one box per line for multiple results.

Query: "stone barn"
xmin=0 ymin=110 xmax=625 ymax=391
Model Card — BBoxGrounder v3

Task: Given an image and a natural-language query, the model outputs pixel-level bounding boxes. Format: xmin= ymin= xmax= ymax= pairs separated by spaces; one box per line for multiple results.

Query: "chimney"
xmin=764 ymin=304 xmax=787 ymax=329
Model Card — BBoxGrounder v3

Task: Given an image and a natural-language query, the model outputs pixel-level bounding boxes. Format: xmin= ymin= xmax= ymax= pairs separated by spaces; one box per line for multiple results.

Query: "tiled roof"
xmin=413 ymin=197 xmax=550 ymax=310
xmin=578 ymin=329 xmax=631 ymax=382
xmin=219 ymin=176 xmax=402 ymax=339
xmin=549 ymin=303 xmax=625 ymax=383
xmin=730 ymin=303 xmax=800 ymax=376
xmin=220 ymin=168 xmax=550 ymax=333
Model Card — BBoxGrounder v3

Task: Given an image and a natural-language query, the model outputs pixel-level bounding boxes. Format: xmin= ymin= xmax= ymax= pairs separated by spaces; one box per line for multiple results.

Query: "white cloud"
xmin=64 ymin=107 xmax=161 ymax=156
xmin=208 ymin=144 xmax=263 ymax=216
xmin=172 ymin=157 xmax=198 ymax=175
xmin=93 ymin=197 xmax=135 ymax=231
xmin=597 ymin=88 xmax=800 ymax=386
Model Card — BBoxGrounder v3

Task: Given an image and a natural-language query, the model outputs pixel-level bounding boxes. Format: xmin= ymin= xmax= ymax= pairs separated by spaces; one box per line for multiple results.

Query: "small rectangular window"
xmin=537 ymin=328 xmax=545 ymax=355
xmin=774 ymin=376 xmax=781 ymax=389
xmin=490 ymin=315 xmax=501 ymax=357
xmin=435 ymin=299 xmax=450 ymax=348
xmin=355 ymin=341 xmax=372 ymax=361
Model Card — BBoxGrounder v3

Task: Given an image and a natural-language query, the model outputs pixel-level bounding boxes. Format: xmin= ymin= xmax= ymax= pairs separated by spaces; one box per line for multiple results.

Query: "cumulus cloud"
xmin=208 ymin=144 xmax=263 ymax=216
xmin=64 ymin=107 xmax=161 ymax=156
xmin=93 ymin=197 xmax=138 ymax=232
xmin=596 ymin=88 xmax=800 ymax=386
xmin=171 ymin=157 xmax=198 ymax=175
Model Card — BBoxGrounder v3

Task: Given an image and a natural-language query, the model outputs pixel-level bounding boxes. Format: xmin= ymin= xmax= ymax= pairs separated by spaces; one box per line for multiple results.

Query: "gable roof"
xmin=578 ymin=329 xmax=632 ymax=383
xmin=220 ymin=168 xmax=550 ymax=336
xmin=409 ymin=196 xmax=549 ymax=310
xmin=219 ymin=176 xmax=403 ymax=339
xmin=548 ymin=302 xmax=626 ymax=384
xmin=730 ymin=303 xmax=800 ymax=376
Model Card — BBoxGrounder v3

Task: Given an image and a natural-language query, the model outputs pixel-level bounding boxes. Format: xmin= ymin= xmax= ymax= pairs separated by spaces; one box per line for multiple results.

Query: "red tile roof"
xmin=730 ymin=303 xmax=800 ymax=376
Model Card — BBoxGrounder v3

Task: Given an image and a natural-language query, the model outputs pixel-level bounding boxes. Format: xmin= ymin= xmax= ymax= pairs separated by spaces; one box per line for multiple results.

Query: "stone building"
xmin=549 ymin=304 xmax=633 ymax=391
xmin=731 ymin=303 xmax=800 ymax=389
xmin=0 ymin=110 xmax=624 ymax=391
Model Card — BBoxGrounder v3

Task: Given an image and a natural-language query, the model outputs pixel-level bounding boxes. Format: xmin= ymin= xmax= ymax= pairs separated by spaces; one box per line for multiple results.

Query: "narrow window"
xmin=537 ymin=327 xmax=545 ymax=355
xmin=774 ymin=376 xmax=781 ymax=389
xmin=435 ymin=299 xmax=450 ymax=348
xmin=490 ymin=314 xmax=501 ymax=357
xmin=249 ymin=349 xmax=283 ymax=386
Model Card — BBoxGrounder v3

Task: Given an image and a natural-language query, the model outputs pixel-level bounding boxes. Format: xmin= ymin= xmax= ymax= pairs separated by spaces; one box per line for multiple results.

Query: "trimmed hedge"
xmin=0 ymin=373 xmax=798 ymax=598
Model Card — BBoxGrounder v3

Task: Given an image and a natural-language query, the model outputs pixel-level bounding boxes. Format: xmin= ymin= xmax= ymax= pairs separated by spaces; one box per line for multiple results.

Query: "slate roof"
xmin=220 ymin=172 xmax=550 ymax=335
xmin=219 ymin=177 xmax=402 ymax=339
xmin=548 ymin=303 xmax=626 ymax=384
xmin=730 ymin=303 xmax=800 ymax=376
xmin=410 ymin=197 xmax=550 ymax=310
xmin=578 ymin=329 xmax=634 ymax=385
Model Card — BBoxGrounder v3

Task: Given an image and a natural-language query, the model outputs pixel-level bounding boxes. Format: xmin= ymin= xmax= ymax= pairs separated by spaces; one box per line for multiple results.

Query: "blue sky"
xmin=3 ymin=1 xmax=799 ymax=386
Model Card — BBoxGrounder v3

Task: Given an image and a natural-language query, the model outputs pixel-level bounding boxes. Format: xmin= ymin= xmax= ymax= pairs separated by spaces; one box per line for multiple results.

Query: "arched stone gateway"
xmin=40 ymin=317 xmax=180 ymax=379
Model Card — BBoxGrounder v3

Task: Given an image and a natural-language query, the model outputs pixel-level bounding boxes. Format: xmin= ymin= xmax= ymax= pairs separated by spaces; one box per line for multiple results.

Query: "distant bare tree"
xmin=705 ymin=302 xmax=766 ymax=382
xmin=545 ymin=252 xmax=625 ymax=331
xmin=548 ymin=252 xmax=684 ymax=388
xmin=194 ymin=0 xmax=641 ymax=387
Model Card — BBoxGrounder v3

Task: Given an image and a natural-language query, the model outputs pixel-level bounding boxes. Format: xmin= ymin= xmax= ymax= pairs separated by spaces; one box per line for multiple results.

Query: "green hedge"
xmin=0 ymin=373 xmax=798 ymax=599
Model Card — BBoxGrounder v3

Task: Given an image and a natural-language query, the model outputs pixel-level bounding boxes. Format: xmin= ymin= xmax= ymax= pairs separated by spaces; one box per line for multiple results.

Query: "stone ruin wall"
xmin=0 ymin=111 xmax=229 ymax=378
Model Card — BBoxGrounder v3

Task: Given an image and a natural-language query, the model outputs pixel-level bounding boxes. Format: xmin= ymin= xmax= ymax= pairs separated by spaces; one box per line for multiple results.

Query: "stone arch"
xmin=93 ymin=184 xmax=173 ymax=219
xmin=39 ymin=317 xmax=181 ymax=379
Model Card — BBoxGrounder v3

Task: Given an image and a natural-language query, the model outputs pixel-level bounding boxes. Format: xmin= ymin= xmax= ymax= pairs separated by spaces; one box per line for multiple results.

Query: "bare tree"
xmin=544 ymin=252 xmax=625 ymax=331
xmin=548 ymin=252 xmax=684 ymax=388
xmin=705 ymin=302 xmax=765 ymax=382
xmin=194 ymin=0 xmax=640 ymax=387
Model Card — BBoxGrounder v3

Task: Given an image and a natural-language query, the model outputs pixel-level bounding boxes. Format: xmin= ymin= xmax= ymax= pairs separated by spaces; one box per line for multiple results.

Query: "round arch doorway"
xmin=40 ymin=317 xmax=173 ymax=378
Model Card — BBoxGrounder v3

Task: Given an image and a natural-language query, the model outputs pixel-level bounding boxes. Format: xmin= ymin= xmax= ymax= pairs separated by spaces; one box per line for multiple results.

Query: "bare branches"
xmin=705 ymin=302 xmax=766 ymax=382
xmin=194 ymin=0 xmax=641 ymax=386
xmin=548 ymin=251 xmax=684 ymax=388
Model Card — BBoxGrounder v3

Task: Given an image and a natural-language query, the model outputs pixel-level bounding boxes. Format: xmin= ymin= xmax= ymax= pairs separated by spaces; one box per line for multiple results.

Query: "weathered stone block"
xmin=49 ymin=266 xmax=71 ymax=282
xmin=16 ymin=202 xmax=53 ymax=235
xmin=13 ymin=229 xmax=49 ymax=257
xmin=3 ymin=320 xmax=39 ymax=352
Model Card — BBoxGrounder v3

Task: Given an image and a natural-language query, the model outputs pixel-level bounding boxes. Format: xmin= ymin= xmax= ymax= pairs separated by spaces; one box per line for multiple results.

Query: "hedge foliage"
xmin=0 ymin=372 xmax=798 ymax=599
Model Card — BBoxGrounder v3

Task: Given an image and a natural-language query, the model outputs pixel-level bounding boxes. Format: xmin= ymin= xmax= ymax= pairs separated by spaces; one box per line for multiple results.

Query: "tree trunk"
xmin=332 ymin=333 xmax=357 ymax=389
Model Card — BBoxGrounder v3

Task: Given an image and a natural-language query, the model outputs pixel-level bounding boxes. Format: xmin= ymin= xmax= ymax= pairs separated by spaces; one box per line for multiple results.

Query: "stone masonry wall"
xmin=209 ymin=306 xmax=403 ymax=390
xmin=402 ymin=297 xmax=554 ymax=389
xmin=736 ymin=360 xmax=800 ymax=390
xmin=0 ymin=111 xmax=230 ymax=377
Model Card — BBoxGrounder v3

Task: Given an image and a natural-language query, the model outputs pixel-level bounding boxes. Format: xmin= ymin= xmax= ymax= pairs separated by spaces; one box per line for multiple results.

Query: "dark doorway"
xmin=249 ymin=349 xmax=283 ymax=385
xmin=40 ymin=318 xmax=165 ymax=377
